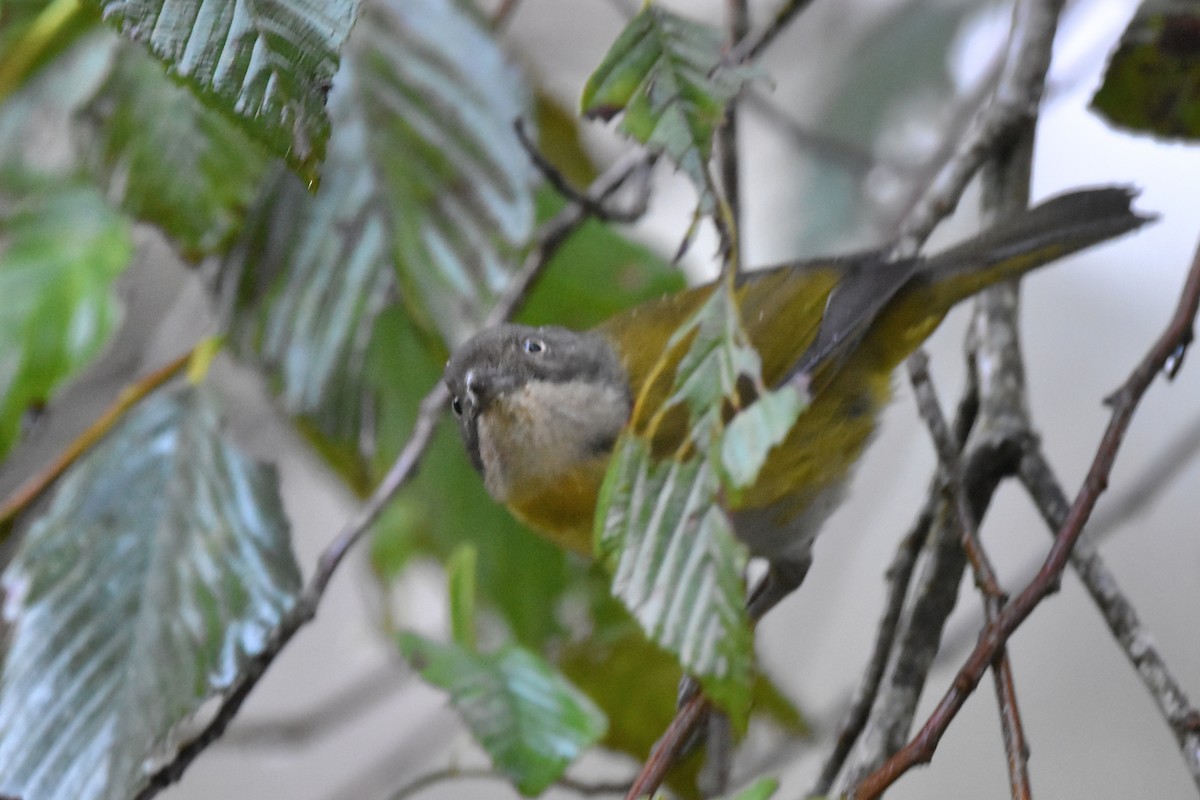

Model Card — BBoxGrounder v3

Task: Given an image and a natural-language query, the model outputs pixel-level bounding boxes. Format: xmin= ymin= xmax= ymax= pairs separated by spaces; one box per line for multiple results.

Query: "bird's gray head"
xmin=443 ymin=323 xmax=631 ymax=480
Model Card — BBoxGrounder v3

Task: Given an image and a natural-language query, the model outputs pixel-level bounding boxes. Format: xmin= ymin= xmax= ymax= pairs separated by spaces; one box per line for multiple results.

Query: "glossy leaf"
xmin=88 ymin=0 xmax=355 ymax=176
xmin=399 ymin=633 xmax=607 ymax=796
xmin=0 ymin=180 xmax=131 ymax=459
xmin=1092 ymin=0 xmax=1200 ymax=140
xmin=720 ymin=383 xmax=806 ymax=491
xmin=596 ymin=436 xmax=754 ymax=719
xmin=596 ymin=285 xmax=807 ymax=723
xmin=220 ymin=0 xmax=536 ymax=451
xmin=0 ymin=387 xmax=301 ymax=800
xmin=350 ymin=0 xmax=537 ymax=347
xmin=559 ymin=588 xmax=807 ymax=797
xmin=581 ymin=4 xmax=754 ymax=210
xmin=76 ymin=41 xmax=270 ymax=259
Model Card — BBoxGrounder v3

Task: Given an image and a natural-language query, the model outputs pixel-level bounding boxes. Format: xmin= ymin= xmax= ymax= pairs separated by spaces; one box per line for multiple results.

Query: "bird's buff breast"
xmin=476 ymin=379 xmax=630 ymax=554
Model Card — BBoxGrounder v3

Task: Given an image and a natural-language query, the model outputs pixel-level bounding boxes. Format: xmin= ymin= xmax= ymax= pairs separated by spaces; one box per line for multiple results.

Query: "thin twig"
xmin=809 ymin=511 xmax=931 ymax=797
xmin=513 ymin=120 xmax=652 ymax=225
xmin=831 ymin=0 xmax=1064 ymax=785
xmin=1018 ymin=448 xmax=1200 ymax=788
xmin=718 ymin=0 xmax=750 ymax=273
xmin=909 ymin=351 xmax=1032 ymax=800
xmin=742 ymin=93 xmax=879 ymax=177
xmin=222 ymin=663 xmax=409 ymax=748
xmin=852 ymin=221 xmax=1200 ymax=800
xmin=731 ymin=0 xmax=818 ymax=63
xmin=130 ymin=151 xmax=655 ymax=800
xmin=0 ymin=348 xmax=193 ymax=526
xmin=623 ymin=693 xmax=710 ymax=800
xmin=894 ymin=0 xmax=1066 ymax=255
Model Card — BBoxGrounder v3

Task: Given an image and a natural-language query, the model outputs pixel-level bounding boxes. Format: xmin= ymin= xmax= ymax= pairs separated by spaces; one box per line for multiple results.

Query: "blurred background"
xmin=2 ymin=0 xmax=1198 ymax=798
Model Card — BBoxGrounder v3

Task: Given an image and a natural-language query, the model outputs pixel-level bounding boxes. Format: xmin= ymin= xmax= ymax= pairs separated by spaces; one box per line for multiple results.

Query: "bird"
xmin=443 ymin=187 xmax=1148 ymax=613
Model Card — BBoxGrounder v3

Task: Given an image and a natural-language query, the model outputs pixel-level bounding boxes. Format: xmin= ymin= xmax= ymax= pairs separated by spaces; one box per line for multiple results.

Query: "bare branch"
xmin=852 ymin=219 xmax=1200 ymax=800
xmin=623 ymin=694 xmax=710 ymax=800
xmin=731 ymin=0 xmax=819 ymax=63
xmin=895 ymin=0 xmax=1066 ymax=256
xmin=909 ymin=351 xmax=1031 ymax=800
xmin=809 ymin=512 xmax=930 ymax=797
xmin=717 ymin=0 xmax=750 ymax=270
xmin=1019 ymin=448 xmax=1200 ymax=789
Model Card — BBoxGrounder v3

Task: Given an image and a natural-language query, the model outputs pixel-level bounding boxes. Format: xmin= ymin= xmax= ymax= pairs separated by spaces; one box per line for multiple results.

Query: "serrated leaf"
xmin=0 ymin=180 xmax=132 ymax=460
xmin=351 ymin=0 xmax=537 ymax=347
xmin=1091 ymin=0 xmax=1200 ymax=140
xmin=399 ymin=634 xmax=607 ymax=796
xmin=89 ymin=0 xmax=354 ymax=176
xmin=664 ymin=286 xmax=762 ymax=449
xmin=720 ymin=383 xmax=805 ymax=490
xmin=219 ymin=0 xmax=537 ymax=448
xmin=596 ymin=437 xmax=753 ymax=720
xmin=76 ymin=40 xmax=271 ymax=259
xmin=0 ymin=387 xmax=302 ymax=800
xmin=596 ymin=280 xmax=811 ymax=723
xmin=581 ymin=5 xmax=754 ymax=210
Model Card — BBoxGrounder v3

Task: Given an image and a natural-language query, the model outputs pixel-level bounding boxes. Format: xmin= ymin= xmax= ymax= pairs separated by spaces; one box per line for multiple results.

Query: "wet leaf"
xmin=0 ymin=387 xmax=301 ymax=800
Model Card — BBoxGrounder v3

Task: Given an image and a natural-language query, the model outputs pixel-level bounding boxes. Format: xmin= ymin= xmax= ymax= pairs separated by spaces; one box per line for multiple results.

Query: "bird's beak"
xmin=463 ymin=368 xmax=517 ymax=418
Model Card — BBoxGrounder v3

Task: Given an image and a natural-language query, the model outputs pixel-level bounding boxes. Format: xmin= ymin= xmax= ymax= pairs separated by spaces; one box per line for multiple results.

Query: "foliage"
xmin=397 ymin=547 xmax=606 ymax=796
xmin=0 ymin=388 xmax=300 ymax=800
xmin=87 ymin=0 xmax=355 ymax=176
xmin=581 ymin=4 xmax=755 ymax=212
xmin=1091 ymin=0 xmax=1200 ymax=140
xmin=0 ymin=180 xmax=131 ymax=460
xmin=0 ymin=0 xmax=1177 ymax=799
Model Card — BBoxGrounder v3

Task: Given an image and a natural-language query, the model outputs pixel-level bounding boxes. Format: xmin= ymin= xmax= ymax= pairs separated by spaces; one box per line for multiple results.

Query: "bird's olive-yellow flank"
xmin=444 ymin=188 xmax=1148 ymax=607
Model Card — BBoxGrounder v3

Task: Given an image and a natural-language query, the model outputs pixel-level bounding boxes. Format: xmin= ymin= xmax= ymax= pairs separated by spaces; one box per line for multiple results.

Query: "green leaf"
xmin=1091 ymin=0 xmax=1200 ymax=140
xmin=0 ymin=387 xmax=302 ymax=800
xmin=220 ymin=0 xmax=537 ymax=448
xmin=596 ymin=436 xmax=754 ymax=720
xmin=88 ymin=0 xmax=355 ymax=177
xmin=665 ymin=286 xmax=763 ymax=449
xmin=0 ymin=180 xmax=132 ymax=459
xmin=349 ymin=0 xmax=537 ymax=347
xmin=398 ymin=634 xmax=607 ymax=796
xmin=720 ymin=777 xmax=779 ymax=800
xmin=447 ymin=544 xmax=478 ymax=651
xmin=581 ymin=4 xmax=755 ymax=210
xmin=595 ymin=282 xmax=810 ymax=724
xmin=76 ymin=41 xmax=271 ymax=259
xmin=720 ymin=383 xmax=806 ymax=491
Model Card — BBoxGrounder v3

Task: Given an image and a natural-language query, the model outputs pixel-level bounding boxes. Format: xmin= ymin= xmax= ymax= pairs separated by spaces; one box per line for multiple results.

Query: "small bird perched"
xmin=444 ymin=188 xmax=1148 ymax=611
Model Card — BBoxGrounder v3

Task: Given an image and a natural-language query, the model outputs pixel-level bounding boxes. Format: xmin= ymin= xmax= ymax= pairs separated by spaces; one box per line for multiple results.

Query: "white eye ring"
xmin=451 ymin=396 xmax=463 ymax=416
xmin=523 ymin=338 xmax=546 ymax=354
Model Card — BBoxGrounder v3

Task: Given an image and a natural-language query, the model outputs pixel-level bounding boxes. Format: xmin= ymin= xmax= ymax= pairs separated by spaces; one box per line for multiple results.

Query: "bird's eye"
xmin=451 ymin=396 xmax=463 ymax=416
xmin=523 ymin=338 xmax=546 ymax=354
